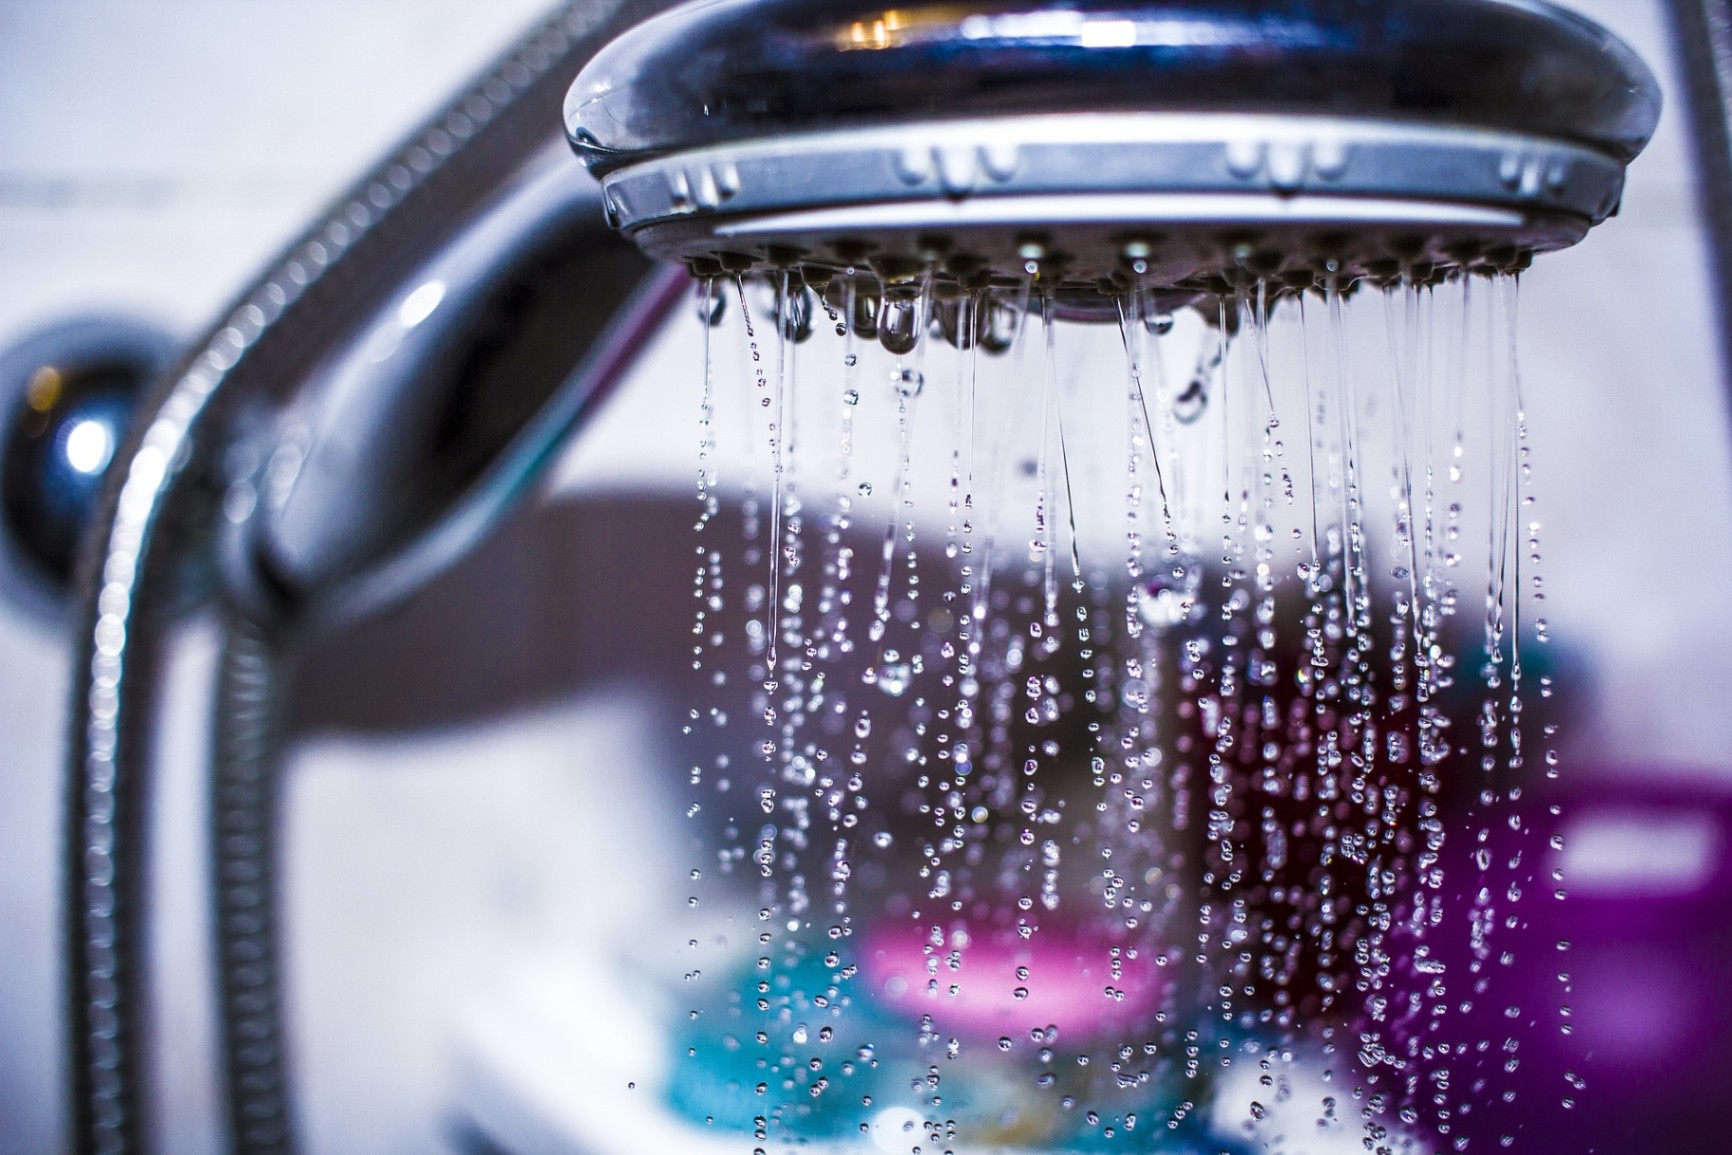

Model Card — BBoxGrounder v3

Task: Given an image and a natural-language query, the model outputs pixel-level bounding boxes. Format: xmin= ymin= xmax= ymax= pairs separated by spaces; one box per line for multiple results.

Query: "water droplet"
xmin=1137 ymin=566 xmax=1199 ymax=630
xmin=1173 ymin=375 xmax=1208 ymax=423
xmin=878 ymin=294 xmax=922 ymax=355
xmin=849 ymin=289 xmax=880 ymax=338
xmin=775 ymin=283 xmax=815 ymax=343
xmin=696 ymin=285 xmax=726 ymax=326
xmin=877 ymin=662 xmax=912 ymax=696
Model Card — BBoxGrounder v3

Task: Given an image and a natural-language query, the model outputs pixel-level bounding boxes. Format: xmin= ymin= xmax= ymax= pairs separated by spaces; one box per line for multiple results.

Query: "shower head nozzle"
xmin=565 ymin=0 xmax=1658 ymax=299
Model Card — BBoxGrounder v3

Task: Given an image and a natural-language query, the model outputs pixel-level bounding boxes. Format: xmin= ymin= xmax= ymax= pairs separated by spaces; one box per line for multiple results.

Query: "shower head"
xmin=565 ymin=0 xmax=1658 ymax=301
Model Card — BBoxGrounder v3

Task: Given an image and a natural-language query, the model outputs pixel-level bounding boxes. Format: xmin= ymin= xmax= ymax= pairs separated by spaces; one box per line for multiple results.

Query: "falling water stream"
xmin=672 ymin=269 xmax=1561 ymax=1155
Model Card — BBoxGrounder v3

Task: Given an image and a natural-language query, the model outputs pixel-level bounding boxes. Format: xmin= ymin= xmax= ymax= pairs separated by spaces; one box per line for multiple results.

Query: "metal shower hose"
xmin=63 ymin=3 xmax=651 ymax=1151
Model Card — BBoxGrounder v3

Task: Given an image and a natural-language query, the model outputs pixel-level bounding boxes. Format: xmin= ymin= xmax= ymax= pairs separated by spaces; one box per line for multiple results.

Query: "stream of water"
xmin=674 ymin=269 xmax=1561 ymax=1155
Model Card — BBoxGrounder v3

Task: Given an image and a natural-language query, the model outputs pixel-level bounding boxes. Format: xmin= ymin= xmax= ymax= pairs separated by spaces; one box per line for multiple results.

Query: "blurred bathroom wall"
xmin=1517 ymin=0 xmax=1732 ymax=776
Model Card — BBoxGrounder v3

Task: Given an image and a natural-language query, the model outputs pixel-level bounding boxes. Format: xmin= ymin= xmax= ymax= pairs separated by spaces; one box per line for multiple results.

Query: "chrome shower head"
xmin=565 ymin=0 xmax=1658 ymax=302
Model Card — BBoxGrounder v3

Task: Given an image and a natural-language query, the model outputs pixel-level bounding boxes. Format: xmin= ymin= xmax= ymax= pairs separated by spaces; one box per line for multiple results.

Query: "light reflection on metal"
xmin=829 ymin=9 xmax=1337 ymax=50
xmin=26 ymin=366 xmax=61 ymax=412
xmin=396 ymin=278 xmax=446 ymax=328
xmin=63 ymin=419 xmax=114 ymax=476
xmin=841 ymin=9 xmax=908 ymax=49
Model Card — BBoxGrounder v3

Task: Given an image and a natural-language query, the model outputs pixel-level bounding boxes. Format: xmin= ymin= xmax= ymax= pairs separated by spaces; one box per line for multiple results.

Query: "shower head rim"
xmin=599 ymin=113 xmax=1625 ymax=227
xmin=595 ymin=113 xmax=1622 ymax=285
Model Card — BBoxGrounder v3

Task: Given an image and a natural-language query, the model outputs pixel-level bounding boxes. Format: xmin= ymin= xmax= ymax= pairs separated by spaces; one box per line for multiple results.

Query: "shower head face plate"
xmin=603 ymin=112 xmax=1623 ymax=291
xmin=566 ymin=0 xmax=1659 ymax=294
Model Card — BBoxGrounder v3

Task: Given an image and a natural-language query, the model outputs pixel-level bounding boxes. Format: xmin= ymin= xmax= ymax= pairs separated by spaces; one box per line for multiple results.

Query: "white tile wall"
xmin=0 ymin=0 xmax=554 ymax=340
